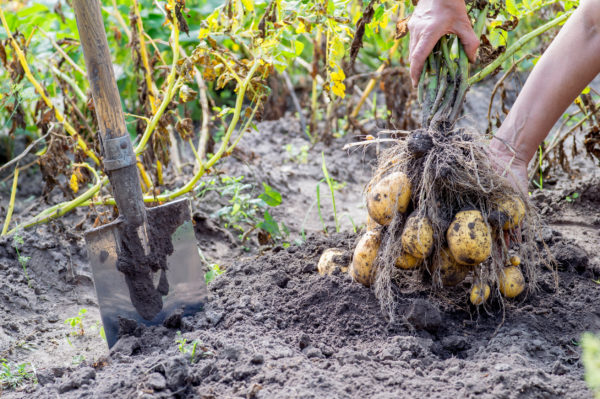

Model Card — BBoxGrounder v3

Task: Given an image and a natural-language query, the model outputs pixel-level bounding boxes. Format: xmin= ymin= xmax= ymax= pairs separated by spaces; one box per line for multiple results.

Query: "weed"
xmin=197 ymin=176 xmax=288 ymax=243
xmin=64 ymin=308 xmax=87 ymax=336
xmin=0 ymin=359 xmax=36 ymax=390
xmin=284 ymin=144 xmax=309 ymax=164
xmin=175 ymin=331 xmax=213 ymax=363
xmin=71 ymin=355 xmax=85 ymax=366
xmin=205 ymin=263 xmax=223 ymax=284
xmin=316 ymin=152 xmax=345 ymax=233
xmin=565 ymin=192 xmax=580 ymax=203
xmin=582 ymin=333 xmax=600 ymax=398
xmin=12 ymin=234 xmax=31 ymax=287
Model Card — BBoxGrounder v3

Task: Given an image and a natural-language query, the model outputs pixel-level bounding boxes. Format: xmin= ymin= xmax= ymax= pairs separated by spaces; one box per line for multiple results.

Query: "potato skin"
xmin=447 ymin=210 xmax=492 ymax=266
xmin=497 ymin=197 xmax=526 ymax=230
xmin=318 ymin=248 xmax=348 ymax=275
xmin=395 ymin=251 xmax=422 ymax=270
xmin=509 ymin=255 xmax=521 ymax=266
xmin=349 ymin=230 xmax=381 ymax=286
xmin=433 ymin=247 xmax=470 ymax=286
xmin=365 ymin=215 xmax=379 ymax=231
xmin=366 ymin=172 xmax=411 ymax=226
xmin=401 ymin=214 xmax=434 ymax=259
xmin=470 ymin=283 xmax=491 ymax=305
xmin=498 ymin=266 xmax=525 ymax=298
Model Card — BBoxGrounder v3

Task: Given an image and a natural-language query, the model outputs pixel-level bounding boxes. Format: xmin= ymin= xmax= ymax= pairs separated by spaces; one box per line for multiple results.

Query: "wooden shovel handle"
xmin=73 ymin=0 xmax=146 ymax=226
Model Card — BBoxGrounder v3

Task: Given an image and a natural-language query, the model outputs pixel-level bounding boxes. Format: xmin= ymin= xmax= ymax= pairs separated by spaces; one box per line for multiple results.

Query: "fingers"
xmin=409 ymin=31 xmax=440 ymax=87
xmin=455 ymin=22 xmax=480 ymax=63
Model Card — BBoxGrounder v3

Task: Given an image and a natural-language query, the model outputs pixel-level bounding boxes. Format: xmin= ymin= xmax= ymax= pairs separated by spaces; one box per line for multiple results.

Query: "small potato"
xmin=318 ymin=248 xmax=349 ymax=275
xmin=433 ymin=247 xmax=470 ymax=286
xmin=447 ymin=210 xmax=492 ymax=266
xmin=509 ymin=255 xmax=521 ymax=266
xmin=470 ymin=283 xmax=491 ymax=305
xmin=349 ymin=230 xmax=381 ymax=287
xmin=401 ymin=214 xmax=434 ymax=259
xmin=497 ymin=197 xmax=526 ymax=230
xmin=395 ymin=251 xmax=422 ymax=270
xmin=498 ymin=266 xmax=525 ymax=298
xmin=366 ymin=172 xmax=411 ymax=226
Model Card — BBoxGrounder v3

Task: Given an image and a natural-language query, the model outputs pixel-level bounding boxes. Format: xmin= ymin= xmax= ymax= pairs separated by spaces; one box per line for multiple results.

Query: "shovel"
xmin=73 ymin=0 xmax=207 ymax=348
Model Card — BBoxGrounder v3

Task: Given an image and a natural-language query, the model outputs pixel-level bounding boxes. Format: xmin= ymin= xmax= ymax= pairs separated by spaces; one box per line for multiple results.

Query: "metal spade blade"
xmin=85 ymin=199 xmax=207 ymax=348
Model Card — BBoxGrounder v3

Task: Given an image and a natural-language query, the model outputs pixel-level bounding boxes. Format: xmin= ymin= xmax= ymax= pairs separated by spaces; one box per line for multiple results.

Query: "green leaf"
xmin=259 ymin=183 xmax=282 ymax=206
xmin=256 ymin=210 xmax=281 ymax=236
xmin=294 ymin=40 xmax=305 ymax=56
xmin=506 ymin=0 xmax=518 ymax=16
xmin=373 ymin=5 xmax=385 ymax=21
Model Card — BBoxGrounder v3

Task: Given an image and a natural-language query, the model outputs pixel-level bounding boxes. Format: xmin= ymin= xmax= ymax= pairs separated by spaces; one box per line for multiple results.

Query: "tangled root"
xmin=367 ymin=127 xmax=552 ymax=319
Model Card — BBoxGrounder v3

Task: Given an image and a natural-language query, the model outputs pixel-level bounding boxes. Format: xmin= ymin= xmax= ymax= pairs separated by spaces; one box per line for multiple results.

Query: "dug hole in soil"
xmin=2 ymin=88 xmax=600 ymax=398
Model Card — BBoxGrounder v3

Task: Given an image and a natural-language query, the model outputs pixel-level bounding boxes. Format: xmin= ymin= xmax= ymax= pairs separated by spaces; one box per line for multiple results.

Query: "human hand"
xmin=407 ymin=0 xmax=480 ymax=87
xmin=487 ymin=141 xmax=529 ymax=196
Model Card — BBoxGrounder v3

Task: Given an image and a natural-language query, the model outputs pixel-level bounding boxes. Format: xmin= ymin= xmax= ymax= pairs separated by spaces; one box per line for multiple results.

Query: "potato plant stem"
xmin=134 ymin=2 xmax=182 ymax=154
xmin=468 ymin=11 xmax=573 ymax=84
xmin=1 ymin=168 xmax=19 ymax=236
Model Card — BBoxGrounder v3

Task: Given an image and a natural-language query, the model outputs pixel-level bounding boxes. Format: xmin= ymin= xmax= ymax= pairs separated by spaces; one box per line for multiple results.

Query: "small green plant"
xmin=284 ymin=144 xmax=309 ymax=164
xmin=64 ymin=308 xmax=87 ymax=336
xmin=12 ymin=234 xmax=31 ymax=287
xmin=582 ymin=333 xmax=600 ymax=398
xmin=316 ymin=152 xmax=345 ymax=233
xmin=71 ymin=355 xmax=85 ymax=366
xmin=0 ymin=359 xmax=36 ymax=390
xmin=175 ymin=331 xmax=213 ymax=364
xmin=205 ymin=263 xmax=223 ymax=284
xmin=565 ymin=192 xmax=580 ymax=203
xmin=197 ymin=176 xmax=288 ymax=242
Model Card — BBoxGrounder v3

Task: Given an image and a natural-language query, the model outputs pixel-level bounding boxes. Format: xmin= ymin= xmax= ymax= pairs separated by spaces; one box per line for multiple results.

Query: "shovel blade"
xmin=85 ymin=198 xmax=207 ymax=348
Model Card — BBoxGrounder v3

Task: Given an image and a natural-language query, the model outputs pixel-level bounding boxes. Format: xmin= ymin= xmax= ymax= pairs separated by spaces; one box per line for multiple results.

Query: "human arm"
xmin=489 ymin=0 xmax=600 ymax=192
xmin=407 ymin=0 xmax=479 ymax=87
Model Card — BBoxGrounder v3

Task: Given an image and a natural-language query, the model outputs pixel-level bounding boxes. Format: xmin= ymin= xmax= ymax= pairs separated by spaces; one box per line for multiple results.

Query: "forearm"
xmin=491 ymin=1 xmax=600 ymax=163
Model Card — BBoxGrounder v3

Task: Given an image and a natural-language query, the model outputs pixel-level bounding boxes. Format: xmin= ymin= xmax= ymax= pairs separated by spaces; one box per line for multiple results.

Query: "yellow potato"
xmin=509 ymin=255 xmax=521 ymax=266
xmin=433 ymin=247 xmax=470 ymax=286
xmin=401 ymin=214 xmax=434 ymax=259
xmin=498 ymin=266 xmax=525 ymax=298
xmin=366 ymin=172 xmax=411 ymax=226
xmin=317 ymin=248 xmax=349 ymax=275
xmin=497 ymin=197 xmax=526 ymax=230
xmin=447 ymin=210 xmax=492 ymax=266
xmin=349 ymin=230 xmax=381 ymax=287
xmin=395 ymin=251 xmax=422 ymax=270
xmin=470 ymin=283 xmax=491 ymax=305
xmin=365 ymin=215 xmax=378 ymax=231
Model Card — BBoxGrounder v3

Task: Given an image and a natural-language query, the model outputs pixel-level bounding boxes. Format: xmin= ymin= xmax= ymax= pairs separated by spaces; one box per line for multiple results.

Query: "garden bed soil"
xmin=1 ymin=89 xmax=600 ymax=397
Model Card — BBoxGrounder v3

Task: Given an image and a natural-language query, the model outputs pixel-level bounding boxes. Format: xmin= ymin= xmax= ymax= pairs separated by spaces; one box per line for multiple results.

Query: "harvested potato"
xmin=366 ymin=172 xmax=411 ymax=226
xmin=433 ymin=247 xmax=470 ymax=286
xmin=498 ymin=266 xmax=525 ymax=298
xmin=509 ymin=255 xmax=521 ymax=266
xmin=349 ymin=230 xmax=381 ymax=286
xmin=470 ymin=283 xmax=491 ymax=305
xmin=318 ymin=248 xmax=349 ymax=275
xmin=401 ymin=214 xmax=434 ymax=259
xmin=365 ymin=215 xmax=379 ymax=231
xmin=447 ymin=209 xmax=492 ymax=266
xmin=395 ymin=251 xmax=422 ymax=270
xmin=497 ymin=197 xmax=526 ymax=230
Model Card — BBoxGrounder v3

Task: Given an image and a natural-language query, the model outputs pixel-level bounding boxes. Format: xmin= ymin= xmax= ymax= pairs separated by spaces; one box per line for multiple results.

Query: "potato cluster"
xmin=346 ymin=171 xmax=527 ymax=305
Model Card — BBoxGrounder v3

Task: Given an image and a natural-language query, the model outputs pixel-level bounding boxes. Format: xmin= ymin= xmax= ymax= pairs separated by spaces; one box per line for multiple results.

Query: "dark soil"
xmin=1 ymin=85 xmax=600 ymax=397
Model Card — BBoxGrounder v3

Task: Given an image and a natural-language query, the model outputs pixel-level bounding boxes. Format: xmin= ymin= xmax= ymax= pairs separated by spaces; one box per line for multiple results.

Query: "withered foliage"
xmin=348 ymin=0 xmax=377 ymax=73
